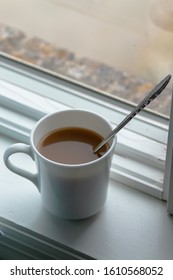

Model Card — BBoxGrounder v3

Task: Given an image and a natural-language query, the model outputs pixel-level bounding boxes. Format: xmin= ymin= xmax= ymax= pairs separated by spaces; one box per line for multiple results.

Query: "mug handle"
xmin=3 ymin=143 xmax=39 ymax=190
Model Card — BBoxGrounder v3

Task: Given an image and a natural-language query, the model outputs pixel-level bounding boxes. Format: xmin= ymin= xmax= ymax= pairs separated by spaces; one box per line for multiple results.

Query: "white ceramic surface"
xmin=3 ymin=109 xmax=116 ymax=220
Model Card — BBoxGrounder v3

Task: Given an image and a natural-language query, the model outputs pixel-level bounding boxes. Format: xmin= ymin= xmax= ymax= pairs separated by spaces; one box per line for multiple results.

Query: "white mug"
xmin=3 ymin=109 xmax=116 ymax=220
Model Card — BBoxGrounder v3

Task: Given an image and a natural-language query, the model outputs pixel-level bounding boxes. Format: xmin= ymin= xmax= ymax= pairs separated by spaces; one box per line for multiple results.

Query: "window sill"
xmin=1 ymin=54 xmax=173 ymax=259
xmin=1 ymin=133 xmax=173 ymax=260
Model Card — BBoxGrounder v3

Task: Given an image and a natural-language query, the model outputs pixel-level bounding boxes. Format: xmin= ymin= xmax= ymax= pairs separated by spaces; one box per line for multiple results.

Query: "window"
xmin=1 ymin=53 xmax=169 ymax=200
xmin=0 ymin=0 xmax=172 ymax=116
xmin=1 ymin=1 xmax=173 ymax=260
xmin=1 ymin=54 xmax=173 ymax=260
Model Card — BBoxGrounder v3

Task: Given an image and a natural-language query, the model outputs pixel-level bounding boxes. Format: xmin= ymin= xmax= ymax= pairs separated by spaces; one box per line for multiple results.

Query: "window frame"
xmin=1 ymin=53 xmax=173 ymax=260
xmin=0 ymin=54 xmax=169 ymax=200
xmin=164 ymin=89 xmax=173 ymax=214
xmin=0 ymin=52 xmax=170 ymax=200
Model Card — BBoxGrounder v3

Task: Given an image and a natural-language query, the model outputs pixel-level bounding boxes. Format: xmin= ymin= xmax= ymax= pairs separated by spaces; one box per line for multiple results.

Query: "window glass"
xmin=0 ymin=0 xmax=172 ymax=116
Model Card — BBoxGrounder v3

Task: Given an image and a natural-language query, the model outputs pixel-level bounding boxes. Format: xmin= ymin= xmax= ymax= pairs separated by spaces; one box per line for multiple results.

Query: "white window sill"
xmin=1 ymin=54 xmax=173 ymax=259
xmin=1 ymin=134 xmax=173 ymax=259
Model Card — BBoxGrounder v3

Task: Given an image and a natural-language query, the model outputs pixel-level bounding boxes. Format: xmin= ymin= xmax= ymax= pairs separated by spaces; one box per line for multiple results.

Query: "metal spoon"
xmin=94 ymin=74 xmax=171 ymax=153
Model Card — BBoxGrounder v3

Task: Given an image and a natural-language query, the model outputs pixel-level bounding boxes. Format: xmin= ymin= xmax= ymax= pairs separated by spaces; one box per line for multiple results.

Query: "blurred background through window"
xmin=0 ymin=0 xmax=172 ymax=116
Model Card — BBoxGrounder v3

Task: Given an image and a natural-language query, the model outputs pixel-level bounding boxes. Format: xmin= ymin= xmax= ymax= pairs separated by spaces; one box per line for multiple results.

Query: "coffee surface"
xmin=37 ymin=127 xmax=109 ymax=164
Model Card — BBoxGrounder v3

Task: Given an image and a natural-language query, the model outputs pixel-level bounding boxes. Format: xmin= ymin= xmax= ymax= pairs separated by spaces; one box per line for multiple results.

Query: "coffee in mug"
xmin=37 ymin=127 xmax=109 ymax=164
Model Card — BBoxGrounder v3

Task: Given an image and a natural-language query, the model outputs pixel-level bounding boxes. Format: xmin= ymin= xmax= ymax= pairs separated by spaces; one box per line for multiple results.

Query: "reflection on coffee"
xmin=37 ymin=127 xmax=109 ymax=164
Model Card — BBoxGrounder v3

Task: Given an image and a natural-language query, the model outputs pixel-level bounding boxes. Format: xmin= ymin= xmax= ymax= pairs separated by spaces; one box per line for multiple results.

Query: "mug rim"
xmin=30 ymin=109 xmax=117 ymax=168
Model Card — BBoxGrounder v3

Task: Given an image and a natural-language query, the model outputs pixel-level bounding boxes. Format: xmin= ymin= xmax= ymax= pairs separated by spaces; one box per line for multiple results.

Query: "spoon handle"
xmin=94 ymin=74 xmax=171 ymax=153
